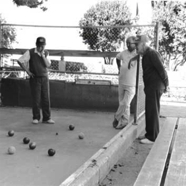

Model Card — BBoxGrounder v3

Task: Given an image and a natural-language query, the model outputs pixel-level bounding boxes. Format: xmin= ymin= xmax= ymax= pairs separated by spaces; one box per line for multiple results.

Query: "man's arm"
xmin=41 ymin=50 xmax=51 ymax=68
xmin=17 ymin=60 xmax=34 ymax=77
xmin=150 ymin=50 xmax=169 ymax=90
xmin=128 ymin=55 xmax=139 ymax=69
xmin=17 ymin=50 xmax=34 ymax=77
xmin=116 ymin=58 xmax=121 ymax=73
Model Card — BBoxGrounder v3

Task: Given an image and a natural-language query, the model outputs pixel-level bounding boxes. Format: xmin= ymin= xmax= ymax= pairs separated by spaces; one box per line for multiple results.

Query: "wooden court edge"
xmin=60 ymin=114 xmax=145 ymax=186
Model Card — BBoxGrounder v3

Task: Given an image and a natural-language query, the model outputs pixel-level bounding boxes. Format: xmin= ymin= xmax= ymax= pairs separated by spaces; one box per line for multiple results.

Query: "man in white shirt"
xmin=113 ymin=36 xmax=137 ymax=129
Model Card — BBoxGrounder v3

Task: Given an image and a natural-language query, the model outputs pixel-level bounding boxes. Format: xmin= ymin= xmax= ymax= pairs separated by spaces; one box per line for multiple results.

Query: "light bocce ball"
xmin=69 ymin=124 xmax=75 ymax=131
xmin=29 ymin=142 xmax=36 ymax=150
xmin=8 ymin=146 xmax=16 ymax=155
xmin=8 ymin=130 xmax=14 ymax=137
xmin=78 ymin=132 xmax=84 ymax=139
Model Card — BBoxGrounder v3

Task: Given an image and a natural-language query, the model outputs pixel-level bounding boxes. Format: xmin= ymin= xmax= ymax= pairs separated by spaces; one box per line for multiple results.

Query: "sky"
xmin=0 ymin=0 xmax=103 ymax=49
xmin=0 ymin=0 xmax=152 ymax=48
xmin=0 ymin=0 xmax=106 ymax=64
xmin=0 ymin=0 xmax=101 ymax=25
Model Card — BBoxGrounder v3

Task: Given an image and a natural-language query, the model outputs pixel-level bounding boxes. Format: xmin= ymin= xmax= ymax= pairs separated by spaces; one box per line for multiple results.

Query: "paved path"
xmin=161 ymin=102 xmax=186 ymax=117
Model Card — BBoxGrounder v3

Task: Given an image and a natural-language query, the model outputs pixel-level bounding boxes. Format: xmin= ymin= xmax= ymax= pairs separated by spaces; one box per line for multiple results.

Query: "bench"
xmin=134 ymin=117 xmax=186 ymax=186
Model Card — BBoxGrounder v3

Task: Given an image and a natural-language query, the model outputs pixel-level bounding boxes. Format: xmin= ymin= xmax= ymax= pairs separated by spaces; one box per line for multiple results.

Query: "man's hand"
xmin=44 ymin=50 xmax=49 ymax=58
xmin=27 ymin=71 xmax=34 ymax=78
xmin=128 ymin=55 xmax=139 ymax=69
xmin=164 ymin=86 xmax=170 ymax=93
xmin=128 ymin=59 xmax=135 ymax=69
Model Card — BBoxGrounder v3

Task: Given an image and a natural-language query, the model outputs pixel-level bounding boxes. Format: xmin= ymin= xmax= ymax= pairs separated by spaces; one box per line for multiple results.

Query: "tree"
xmin=0 ymin=15 xmax=16 ymax=48
xmin=79 ymin=1 xmax=134 ymax=64
xmin=12 ymin=0 xmax=48 ymax=11
xmin=152 ymin=1 xmax=186 ymax=71
xmin=0 ymin=15 xmax=17 ymax=67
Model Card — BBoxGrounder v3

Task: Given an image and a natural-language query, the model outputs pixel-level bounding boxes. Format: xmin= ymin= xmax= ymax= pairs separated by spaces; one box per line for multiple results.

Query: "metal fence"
xmin=0 ymin=23 xmax=158 ymax=122
xmin=0 ymin=24 xmax=156 ymax=74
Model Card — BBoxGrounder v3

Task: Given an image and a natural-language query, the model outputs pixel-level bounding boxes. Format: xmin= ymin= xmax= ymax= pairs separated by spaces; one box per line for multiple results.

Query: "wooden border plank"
xmin=164 ymin=118 xmax=186 ymax=186
xmin=134 ymin=117 xmax=177 ymax=186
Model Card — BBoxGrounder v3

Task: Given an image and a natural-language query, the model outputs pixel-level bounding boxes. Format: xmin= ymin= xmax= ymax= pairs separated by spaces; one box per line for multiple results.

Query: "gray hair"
xmin=126 ymin=36 xmax=136 ymax=43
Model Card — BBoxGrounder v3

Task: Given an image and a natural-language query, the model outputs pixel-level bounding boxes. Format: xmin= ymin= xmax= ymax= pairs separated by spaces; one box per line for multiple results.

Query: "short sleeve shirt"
xmin=18 ymin=50 xmax=30 ymax=71
xmin=116 ymin=50 xmax=137 ymax=86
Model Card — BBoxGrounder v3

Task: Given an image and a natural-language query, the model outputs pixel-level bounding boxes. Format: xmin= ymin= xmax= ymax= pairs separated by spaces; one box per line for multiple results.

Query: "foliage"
xmin=12 ymin=0 xmax=48 ymax=11
xmin=79 ymin=1 xmax=134 ymax=64
xmin=152 ymin=1 xmax=186 ymax=71
xmin=50 ymin=60 xmax=87 ymax=72
xmin=66 ymin=61 xmax=87 ymax=72
xmin=0 ymin=14 xmax=16 ymax=48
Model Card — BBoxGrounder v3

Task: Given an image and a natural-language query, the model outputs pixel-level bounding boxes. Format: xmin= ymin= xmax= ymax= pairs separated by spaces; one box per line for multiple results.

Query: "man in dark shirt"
xmin=133 ymin=35 xmax=169 ymax=144
xmin=17 ymin=37 xmax=55 ymax=125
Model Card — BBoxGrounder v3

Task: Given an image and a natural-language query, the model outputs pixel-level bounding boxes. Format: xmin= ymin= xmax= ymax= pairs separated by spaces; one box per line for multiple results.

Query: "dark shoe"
xmin=115 ymin=122 xmax=127 ymax=130
xmin=116 ymin=120 xmax=128 ymax=129
xmin=42 ymin=119 xmax=55 ymax=124
xmin=160 ymin=115 xmax=166 ymax=118
xmin=112 ymin=118 xmax=119 ymax=128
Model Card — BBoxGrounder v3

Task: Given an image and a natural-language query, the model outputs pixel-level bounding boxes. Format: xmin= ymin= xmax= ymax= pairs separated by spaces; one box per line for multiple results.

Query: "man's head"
xmin=36 ymin=37 xmax=46 ymax=52
xmin=135 ymin=35 xmax=149 ymax=55
xmin=126 ymin=36 xmax=136 ymax=52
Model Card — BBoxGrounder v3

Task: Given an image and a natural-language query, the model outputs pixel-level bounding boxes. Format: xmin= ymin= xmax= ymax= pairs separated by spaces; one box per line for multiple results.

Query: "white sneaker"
xmin=140 ymin=138 xmax=154 ymax=144
xmin=42 ymin=119 xmax=55 ymax=124
xmin=32 ymin=119 xmax=39 ymax=124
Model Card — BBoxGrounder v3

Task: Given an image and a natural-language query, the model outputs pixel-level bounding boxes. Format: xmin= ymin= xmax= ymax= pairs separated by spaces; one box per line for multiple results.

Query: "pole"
xmin=154 ymin=22 xmax=159 ymax=50
xmin=0 ymin=23 xmax=2 ymax=67
xmin=133 ymin=55 xmax=140 ymax=124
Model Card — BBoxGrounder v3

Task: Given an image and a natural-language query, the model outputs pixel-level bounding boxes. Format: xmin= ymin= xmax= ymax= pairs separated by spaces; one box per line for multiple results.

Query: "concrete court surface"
xmin=0 ymin=106 xmax=127 ymax=186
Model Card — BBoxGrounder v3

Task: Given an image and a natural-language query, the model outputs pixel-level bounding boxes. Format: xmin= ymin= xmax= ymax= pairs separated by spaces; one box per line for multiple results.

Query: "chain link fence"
xmin=0 ymin=24 xmax=155 ymax=75
xmin=0 ymin=23 xmax=158 ymax=119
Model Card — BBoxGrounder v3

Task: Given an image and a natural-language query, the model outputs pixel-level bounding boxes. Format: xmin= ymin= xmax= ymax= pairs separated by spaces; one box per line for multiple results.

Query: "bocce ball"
xmin=29 ymin=142 xmax=36 ymax=150
xmin=48 ymin=148 xmax=56 ymax=156
xmin=78 ymin=132 xmax=84 ymax=139
xmin=23 ymin=137 xmax=30 ymax=144
xmin=8 ymin=130 xmax=14 ymax=137
xmin=69 ymin=124 xmax=75 ymax=131
xmin=8 ymin=146 xmax=16 ymax=155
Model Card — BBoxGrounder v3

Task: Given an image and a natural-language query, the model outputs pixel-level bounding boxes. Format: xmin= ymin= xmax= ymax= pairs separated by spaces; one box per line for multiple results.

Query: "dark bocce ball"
xmin=69 ymin=124 xmax=75 ymax=131
xmin=23 ymin=137 xmax=30 ymax=144
xmin=8 ymin=130 xmax=14 ymax=137
xmin=48 ymin=148 xmax=56 ymax=156
xmin=29 ymin=142 xmax=36 ymax=150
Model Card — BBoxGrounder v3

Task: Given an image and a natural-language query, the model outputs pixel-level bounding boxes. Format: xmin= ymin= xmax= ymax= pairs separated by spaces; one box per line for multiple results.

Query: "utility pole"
xmin=154 ymin=22 xmax=159 ymax=50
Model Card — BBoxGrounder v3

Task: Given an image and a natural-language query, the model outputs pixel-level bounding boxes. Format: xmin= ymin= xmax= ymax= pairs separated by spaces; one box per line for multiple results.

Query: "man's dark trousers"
xmin=29 ymin=76 xmax=51 ymax=121
xmin=144 ymin=87 xmax=164 ymax=142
